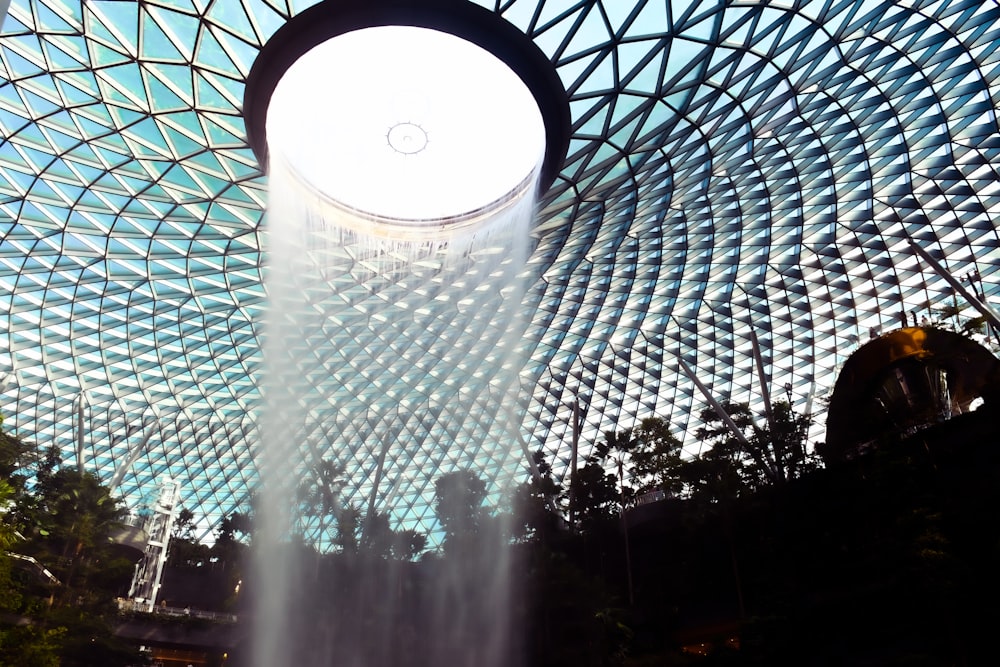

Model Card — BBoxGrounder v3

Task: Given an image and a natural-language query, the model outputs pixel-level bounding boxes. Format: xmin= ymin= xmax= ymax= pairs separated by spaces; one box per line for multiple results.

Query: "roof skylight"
xmin=266 ymin=26 xmax=545 ymax=239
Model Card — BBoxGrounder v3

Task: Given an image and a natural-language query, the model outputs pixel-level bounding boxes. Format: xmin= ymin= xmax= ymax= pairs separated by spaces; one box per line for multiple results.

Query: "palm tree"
xmin=297 ymin=457 xmax=346 ymax=551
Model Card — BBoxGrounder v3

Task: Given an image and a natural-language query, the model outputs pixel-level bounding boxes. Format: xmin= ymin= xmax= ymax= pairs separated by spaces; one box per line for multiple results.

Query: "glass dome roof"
xmin=1 ymin=0 xmax=998 ymax=543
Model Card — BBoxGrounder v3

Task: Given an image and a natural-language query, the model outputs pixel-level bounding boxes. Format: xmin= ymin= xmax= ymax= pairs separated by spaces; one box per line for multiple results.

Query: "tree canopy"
xmin=0 ymin=420 xmax=145 ymax=666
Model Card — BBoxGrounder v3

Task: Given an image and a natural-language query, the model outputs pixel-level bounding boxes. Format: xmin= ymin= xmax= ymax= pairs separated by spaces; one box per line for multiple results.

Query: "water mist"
xmin=253 ymin=149 xmax=540 ymax=666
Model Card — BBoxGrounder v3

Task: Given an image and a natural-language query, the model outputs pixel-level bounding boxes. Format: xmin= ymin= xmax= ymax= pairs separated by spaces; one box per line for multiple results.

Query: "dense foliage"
xmin=4 ymin=390 xmax=997 ymax=666
xmin=0 ymin=416 xmax=147 ymax=666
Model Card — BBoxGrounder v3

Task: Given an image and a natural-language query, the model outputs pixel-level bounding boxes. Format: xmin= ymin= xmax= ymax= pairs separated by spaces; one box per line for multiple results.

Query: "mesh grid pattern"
xmin=1 ymin=0 xmax=998 ymax=542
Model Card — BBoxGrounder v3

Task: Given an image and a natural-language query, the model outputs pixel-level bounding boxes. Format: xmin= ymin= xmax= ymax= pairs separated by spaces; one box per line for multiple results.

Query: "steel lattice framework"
xmin=1 ymin=0 xmax=998 ymax=542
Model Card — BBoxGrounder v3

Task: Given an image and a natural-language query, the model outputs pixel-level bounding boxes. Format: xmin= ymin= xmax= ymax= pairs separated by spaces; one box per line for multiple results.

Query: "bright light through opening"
xmin=266 ymin=26 xmax=546 ymax=237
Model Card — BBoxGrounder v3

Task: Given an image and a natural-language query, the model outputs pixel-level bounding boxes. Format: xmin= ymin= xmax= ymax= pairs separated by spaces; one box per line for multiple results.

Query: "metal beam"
xmin=75 ymin=397 xmax=85 ymax=471
xmin=109 ymin=430 xmax=155 ymax=491
xmin=748 ymin=324 xmax=775 ymax=431
xmin=907 ymin=238 xmax=1000 ymax=331
xmin=676 ymin=355 xmax=753 ymax=451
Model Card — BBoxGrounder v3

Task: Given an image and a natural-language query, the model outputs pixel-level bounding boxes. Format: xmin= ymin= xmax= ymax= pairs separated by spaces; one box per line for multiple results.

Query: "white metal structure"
xmin=127 ymin=477 xmax=180 ymax=612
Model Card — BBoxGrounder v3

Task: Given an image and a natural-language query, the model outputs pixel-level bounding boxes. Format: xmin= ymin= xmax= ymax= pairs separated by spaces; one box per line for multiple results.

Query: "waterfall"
xmin=253 ymin=152 xmax=539 ymax=665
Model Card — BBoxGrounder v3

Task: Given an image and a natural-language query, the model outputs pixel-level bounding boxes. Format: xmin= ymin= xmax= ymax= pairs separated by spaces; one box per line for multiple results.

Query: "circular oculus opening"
xmin=244 ymin=0 xmax=570 ymax=240
xmin=266 ymin=26 xmax=545 ymax=229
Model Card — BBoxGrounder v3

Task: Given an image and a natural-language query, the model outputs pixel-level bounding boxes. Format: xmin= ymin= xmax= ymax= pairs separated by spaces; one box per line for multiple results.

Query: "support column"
xmin=748 ymin=324 xmax=775 ymax=430
xmin=907 ymin=238 xmax=1000 ymax=331
xmin=676 ymin=355 xmax=753 ymax=451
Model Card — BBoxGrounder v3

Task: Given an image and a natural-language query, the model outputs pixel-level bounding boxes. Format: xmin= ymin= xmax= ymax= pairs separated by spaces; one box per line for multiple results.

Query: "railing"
xmin=6 ymin=551 xmax=60 ymax=584
xmin=116 ymin=598 xmax=238 ymax=624
xmin=636 ymin=490 xmax=666 ymax=506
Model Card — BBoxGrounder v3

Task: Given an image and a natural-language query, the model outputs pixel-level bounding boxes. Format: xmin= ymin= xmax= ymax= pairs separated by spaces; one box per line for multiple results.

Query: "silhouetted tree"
xmin=751 ymin=400 xmax=816 ymax=486
xmin=333 ymin=503 xmax=362 ymax=554
xmin=359 ymin=510 xmax=394 ymax=558
xmin=689 ymin=400 xmax=815 ymax=498
xmin=390 ymin=527 xmax=427 ymax=561
xmin=569 ymin=438 xmax=622 ymax=535
xmin=172 ymin=507 xmax=196 ymax=539
xmin=429 ymin=470 xmax=515 ymax=666
xmin=211 ymin=508 xmax=252 ymax=605
xmin=166 ymin=507 xmax=213 ymax=566
xmin=631 ymin=416 xmax=685 ymax=497
xmin=510 ymin=450 xmax=563 ymax=545
xmin=433 ymin=469 xmax=491 ymax=557
xmin=297 ymin=457 xmax=346 ymax=550
xmin=360 ymin=510 xmax=426 ymax=561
